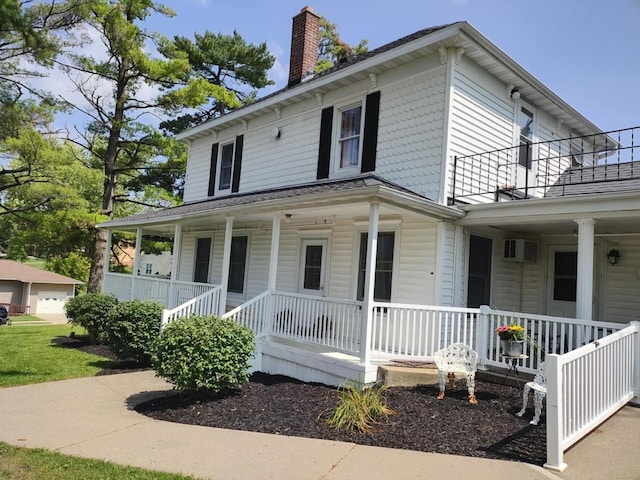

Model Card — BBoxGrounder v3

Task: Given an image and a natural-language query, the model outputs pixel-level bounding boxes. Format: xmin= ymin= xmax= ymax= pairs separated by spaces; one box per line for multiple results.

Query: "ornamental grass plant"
xmin=326 ymin=380 xmax=394 ymax=433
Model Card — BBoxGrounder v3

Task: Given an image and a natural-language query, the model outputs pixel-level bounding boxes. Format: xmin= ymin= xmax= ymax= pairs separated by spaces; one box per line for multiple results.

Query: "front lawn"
xmin=0 ymin=324 xmax=111 ymax=387
xmin=0 ymin=442 xmax=202 ymax=480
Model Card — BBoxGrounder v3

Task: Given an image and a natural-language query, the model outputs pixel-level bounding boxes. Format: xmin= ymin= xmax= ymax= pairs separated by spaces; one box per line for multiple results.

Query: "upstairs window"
xmin=337 ymin=104 xmax=363 ymax=170
xmin=207 ymin=135 xmax=244 ymax=197
xmin=218 ymin=142 xmax=234 ymax=190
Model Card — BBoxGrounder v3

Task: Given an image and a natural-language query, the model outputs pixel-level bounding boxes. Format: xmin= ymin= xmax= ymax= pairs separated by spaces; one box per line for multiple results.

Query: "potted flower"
xmin=496 ymin=324 xmax=526 ymax=356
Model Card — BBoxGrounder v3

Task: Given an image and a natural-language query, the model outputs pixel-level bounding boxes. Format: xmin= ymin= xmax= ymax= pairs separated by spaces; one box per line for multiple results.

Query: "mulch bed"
xmin=53 ymin=334 xmax=547 ymax=465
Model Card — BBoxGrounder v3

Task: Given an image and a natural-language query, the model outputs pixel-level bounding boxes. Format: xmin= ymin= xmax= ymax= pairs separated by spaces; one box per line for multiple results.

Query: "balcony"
xmin=450 ymin=126 xmax=639 ymax=205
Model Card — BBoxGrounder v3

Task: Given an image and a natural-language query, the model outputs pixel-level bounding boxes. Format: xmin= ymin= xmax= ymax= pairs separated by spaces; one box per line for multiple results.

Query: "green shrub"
xmin=64 ymin=293 xmax=118 ymax=344
xmin=105 ymin=300 xmax=164 ymax=365
xmin=326 ymin=380 xmax=394 ymax=433
xmin=151 ymin=315 xmax=255 ymax=396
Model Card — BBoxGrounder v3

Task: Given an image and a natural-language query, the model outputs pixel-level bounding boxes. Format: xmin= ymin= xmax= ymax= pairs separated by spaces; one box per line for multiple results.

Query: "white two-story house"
xmin=100 ymin=7 xmax=639 ymax=386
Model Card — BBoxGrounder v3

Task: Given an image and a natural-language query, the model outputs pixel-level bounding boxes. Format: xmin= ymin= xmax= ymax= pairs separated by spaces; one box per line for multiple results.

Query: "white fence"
xmin=161 ymin=285 xmax=224 ymax=325
xmin=103 ymin=272 xmax=218 ymax=309
xmin=481 ymin=309 xmax=625 ymax=374
xmin=544 ymin=322 xmax=639 ymax=471
xmin=369 ymin=303 xmax=479 ymax=359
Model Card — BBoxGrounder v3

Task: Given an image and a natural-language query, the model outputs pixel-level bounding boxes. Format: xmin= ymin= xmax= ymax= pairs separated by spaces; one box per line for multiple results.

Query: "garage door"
xmin=37 ymin=296 xmax=66 ymax=314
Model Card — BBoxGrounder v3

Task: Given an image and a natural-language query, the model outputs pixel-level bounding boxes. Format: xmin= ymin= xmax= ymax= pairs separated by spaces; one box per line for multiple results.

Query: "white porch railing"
xmin=102 ymin=272 xmax=218 ymax=309
xmin=161 ymin=285 xmax=224 ymax=325
xmin=222 ymin=291 xmax=363 ymax=355
xmin=369 ymin=303 xmax=480 ymax=359
xmin=481 ymin=309 xmax=626 ymax=374
xmin=544 ymin=322 xmax=640 ymax=471
xmin=270 ymin=292 xmax=362 ymax=353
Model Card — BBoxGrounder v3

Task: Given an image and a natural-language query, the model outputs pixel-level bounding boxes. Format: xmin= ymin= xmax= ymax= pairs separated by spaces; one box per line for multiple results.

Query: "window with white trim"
xmin=335 ymin=101 xmax=364 ymax=171
xmin=228 ymin=235 xmax=248 ymax=293
xmin=218 ymin=142 xmax=234 ymax=191
xmin=356 ymin=231 xmax=395 ymax=302
xmin=144 ymin=263 xmax=153 ymax=275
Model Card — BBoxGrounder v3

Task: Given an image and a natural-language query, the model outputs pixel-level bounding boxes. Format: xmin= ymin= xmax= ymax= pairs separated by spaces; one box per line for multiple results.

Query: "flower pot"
xmin=500 ymin=339 xmax=524 ymax=356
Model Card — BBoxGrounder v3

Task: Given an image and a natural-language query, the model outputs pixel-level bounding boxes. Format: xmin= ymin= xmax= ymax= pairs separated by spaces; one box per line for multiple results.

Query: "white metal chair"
xmin=433 ymin=343 xmax=478 ymax=404
xmin=516 ymin=361 xmax=546 ymax=425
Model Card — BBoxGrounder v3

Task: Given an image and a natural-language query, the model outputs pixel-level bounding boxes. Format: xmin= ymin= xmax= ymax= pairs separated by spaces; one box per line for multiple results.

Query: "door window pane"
xmin=553 ymin=251 xmax=577 ymax=301
xmin=467 ymin=235 xmax=492 ymax=308
xmin=518 ymin=107 xmax=534 ymax=169
xmin=303 ymin=245 xmax=323 ymax=290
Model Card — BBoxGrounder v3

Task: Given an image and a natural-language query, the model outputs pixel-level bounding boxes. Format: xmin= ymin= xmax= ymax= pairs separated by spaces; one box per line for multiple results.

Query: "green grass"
xmin=0 ymin=324 xmax=113 ymax=387
xmin=6 ymin=315 xmax=47 ymax=323
xmin=0 ymin=442 xmax=202 ymax=479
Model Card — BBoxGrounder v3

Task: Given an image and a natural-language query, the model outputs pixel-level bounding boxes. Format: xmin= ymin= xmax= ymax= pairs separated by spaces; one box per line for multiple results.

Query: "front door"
xmin=467 ymin=235 xmax=492 ymax=308
xmin=298 ymin=239 xmax=327 ymax=296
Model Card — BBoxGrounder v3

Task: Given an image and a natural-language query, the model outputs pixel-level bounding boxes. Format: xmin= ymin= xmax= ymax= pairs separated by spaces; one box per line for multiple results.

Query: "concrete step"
xmin=377 ymin=363 xmax=535 ymax=388
xmin=376 ymin=362 xmax=439 ymax=387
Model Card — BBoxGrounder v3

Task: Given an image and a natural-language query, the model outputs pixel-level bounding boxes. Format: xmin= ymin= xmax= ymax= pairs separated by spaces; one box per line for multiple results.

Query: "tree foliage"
xmin=158 ymin=30 xmax=275 ymax=134
xmin=316 ymin=17 xmax=368 ymax=73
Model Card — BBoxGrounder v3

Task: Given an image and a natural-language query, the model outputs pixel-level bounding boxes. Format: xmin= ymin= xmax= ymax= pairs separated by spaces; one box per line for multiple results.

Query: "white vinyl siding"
xmin=448 ymin=58 xmax=514 ymax=202
xmin=375 ymin=68 xmax=446 ymax=200
xmin=603 ymin=237 xmax=640 ymax=323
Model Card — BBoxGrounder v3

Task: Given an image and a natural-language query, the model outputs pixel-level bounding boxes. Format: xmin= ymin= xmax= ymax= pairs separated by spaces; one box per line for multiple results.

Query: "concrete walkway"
xmin=0 ymin=372 xmax=638 ymax=480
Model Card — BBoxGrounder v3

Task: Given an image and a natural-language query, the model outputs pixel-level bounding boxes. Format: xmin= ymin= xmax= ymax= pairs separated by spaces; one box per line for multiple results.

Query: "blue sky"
xmin=144 ymin=0 xmax=639 ymax=133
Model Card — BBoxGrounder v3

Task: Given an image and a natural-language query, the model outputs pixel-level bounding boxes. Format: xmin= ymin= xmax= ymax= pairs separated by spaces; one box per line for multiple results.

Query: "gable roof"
xmin=0 ymin=260 xmax=83 ymax=284
xmin=177 ymin=21 xmax=603 ymax=142
xmin=545 ymin=161 xmax=640 ymax=198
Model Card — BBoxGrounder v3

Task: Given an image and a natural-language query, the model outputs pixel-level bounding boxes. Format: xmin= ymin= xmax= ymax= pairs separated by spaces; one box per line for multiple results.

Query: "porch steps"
xmin=376 ymin=362 xmax=439 ymax=387
xmin=377 ymin=362 xmax=535 ymax=388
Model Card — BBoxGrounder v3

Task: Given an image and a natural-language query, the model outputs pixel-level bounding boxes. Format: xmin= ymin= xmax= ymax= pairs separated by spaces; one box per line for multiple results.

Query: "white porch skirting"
xmin=253 ymin=336 xmax=379 ymax=387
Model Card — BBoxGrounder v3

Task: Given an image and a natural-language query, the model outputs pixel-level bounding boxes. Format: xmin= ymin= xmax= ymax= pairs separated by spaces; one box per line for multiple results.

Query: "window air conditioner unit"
xmin=504 ymin=239 xmax=537 ymax=263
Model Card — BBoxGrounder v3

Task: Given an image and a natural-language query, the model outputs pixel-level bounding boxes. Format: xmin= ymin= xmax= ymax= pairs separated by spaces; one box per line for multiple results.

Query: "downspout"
xmin=360 ymin=202 xmax=380 ymax=365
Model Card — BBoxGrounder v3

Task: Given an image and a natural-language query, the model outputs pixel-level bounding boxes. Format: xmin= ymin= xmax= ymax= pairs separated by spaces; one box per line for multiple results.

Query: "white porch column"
xmin=575 ymin=219 xmax=595 ymax=321
xmin=268 ymin=215 xmax=281 ymax=291
xmin=131 ymin=227 xmax=142 ymax=300
xmin=219 ymin=217 xmax=234 ymax=315
xmin=103 ymin=228 xmax=112 ymax=294
xmin=360 ymin=202 xmax=380 ymax=365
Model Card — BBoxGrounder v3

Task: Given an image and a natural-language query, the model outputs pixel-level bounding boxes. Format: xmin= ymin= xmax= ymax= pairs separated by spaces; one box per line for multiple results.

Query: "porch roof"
xmin=458 ymin=190 xmax=640 ymax=235
xmin=98 ymin=175 xmax=463 ymax=234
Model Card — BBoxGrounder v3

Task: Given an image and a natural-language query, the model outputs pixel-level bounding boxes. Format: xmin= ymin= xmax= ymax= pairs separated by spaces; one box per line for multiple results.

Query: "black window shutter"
xmin=207 ymin=143 xmax=219 ymax=197
xmin=316 ymin=107 xmax=333 ymax=179
xmin=361 ymin=91 xmax=381 ymax=173
xmin=231 ymin=134 xmax=244 ymax=193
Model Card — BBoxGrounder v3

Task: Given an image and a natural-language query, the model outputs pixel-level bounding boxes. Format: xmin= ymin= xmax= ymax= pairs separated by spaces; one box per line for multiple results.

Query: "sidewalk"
xmin=0 ymin=371 xmax=638 ymax=480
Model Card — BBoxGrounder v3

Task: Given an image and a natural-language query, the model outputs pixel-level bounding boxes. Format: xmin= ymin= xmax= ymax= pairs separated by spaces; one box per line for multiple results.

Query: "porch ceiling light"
xmin=607 ymin=249 xmax=620 ymax=266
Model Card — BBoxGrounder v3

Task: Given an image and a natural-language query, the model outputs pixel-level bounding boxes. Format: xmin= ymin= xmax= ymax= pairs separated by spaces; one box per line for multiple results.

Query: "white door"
xmin=546 ymin=247 xmax=577 ymax=318
xmin=514 ymin=102 xmax=537 ymax=193
xmin=298 ymin=240 xmax=327 ymax=296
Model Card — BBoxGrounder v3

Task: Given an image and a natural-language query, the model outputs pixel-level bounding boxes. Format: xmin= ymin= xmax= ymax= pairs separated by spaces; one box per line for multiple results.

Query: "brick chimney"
xmin=288 ymin=6 xmax=321 ymax=87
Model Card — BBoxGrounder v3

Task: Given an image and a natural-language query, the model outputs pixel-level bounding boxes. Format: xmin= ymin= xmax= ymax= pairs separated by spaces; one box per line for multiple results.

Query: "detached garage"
xmin=0 ymin=260 xmax=83 ymax=315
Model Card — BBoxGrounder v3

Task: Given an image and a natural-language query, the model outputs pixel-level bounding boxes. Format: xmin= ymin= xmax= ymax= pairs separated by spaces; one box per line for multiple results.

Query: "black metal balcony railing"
xmin=449 ymin=126 xmax=639 ymax=205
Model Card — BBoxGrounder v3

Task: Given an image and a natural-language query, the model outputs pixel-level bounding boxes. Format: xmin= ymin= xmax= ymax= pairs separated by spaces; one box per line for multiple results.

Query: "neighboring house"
xmin=139 ymin=251 xmax=172 ymax=278
xmin=0 ymin=260 xmax=83 ymax=314
xmin=99 ymin=8 xmax=639 ymax=386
